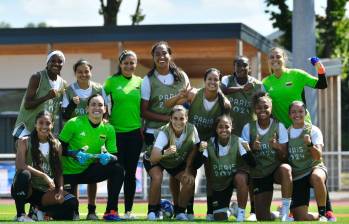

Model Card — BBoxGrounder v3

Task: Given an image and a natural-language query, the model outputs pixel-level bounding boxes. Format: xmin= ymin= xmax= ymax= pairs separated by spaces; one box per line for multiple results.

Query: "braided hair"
xmin=212 ymin=115 xmax=233 ymax=157
xmin=115 ymin=50 xmax=138 ymax=76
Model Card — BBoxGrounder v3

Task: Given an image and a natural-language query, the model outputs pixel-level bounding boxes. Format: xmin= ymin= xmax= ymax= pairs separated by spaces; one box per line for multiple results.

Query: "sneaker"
xmin=246 ymin=213 xmax=257 ymax=222
xmin=157 ymin=211 xmax=163 ymax=220
xmin=319 ymin=215 xmax=328 ymax=222
xmin=206 ymin=213 xmax=214 ymax=221
xmin=325 ymin=211 xmax=337 ymax=222
xmin=103 ymin=210 xmax=123 ymax=221
xmin=147 ymin=212 xmax=157 ymax=221
xmin=271 ymin=210 xmax=280 ymax=219
xmin=86 ymin=212 xmax=99 ymax=220
xmin=229 ymin=202 xmax=238 ymax=217
xmin=176 ymin=213 xmax=188 ymax=220
xmin=281 ymin=214 xmax=294 ymax=222
xmin=124 ymin=211 xmax=136 ymax=220
xmin=73 ymin=212 xmax=80 ymax=221
xmin=236 ymin=209 xmax=245 ymax=222
xmin=186 ymin=213 xmax=195 ymax=221
xmin=16 ymin=215 xmax=34 ymax=222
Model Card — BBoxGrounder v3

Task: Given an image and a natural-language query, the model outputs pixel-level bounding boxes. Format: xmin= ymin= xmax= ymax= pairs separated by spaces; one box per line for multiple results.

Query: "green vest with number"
xmin=145 ymin=74 xmax=186 ymax=129
xmin=288 ymin=124 xmax=325 ymax=180
xmin=14 ymin=70 xmax=65 ymax=133
xmin=225 ymin=75 xmax=263 ymax=135
xmin=156 ymin=123 xmax=195 ymax=169
xmin=188 ymin=88 xmax=223 ymax=141
xmin=25 ymin=138 xmax=57 ymax=192
xmin=207 ymin=134 xmax=239 ymax=191
xmin=65 ymin=81 xmax=103 ymax=117
xmin=249 ymin=121 xmax=280 ymax=178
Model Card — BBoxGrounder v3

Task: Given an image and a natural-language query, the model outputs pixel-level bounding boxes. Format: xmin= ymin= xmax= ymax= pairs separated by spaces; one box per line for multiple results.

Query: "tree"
xmin=131 ymin=0 xmax=145 ymax=25
xmin=0 ymin=21 xmax=11 ymax=28
xmin=99 ymin=0 xmax=123 ymax=26
xmin=264 ymin=0 xmax=292 ymax=50
xmin=26 ymin=22 xmax=48 ymax=28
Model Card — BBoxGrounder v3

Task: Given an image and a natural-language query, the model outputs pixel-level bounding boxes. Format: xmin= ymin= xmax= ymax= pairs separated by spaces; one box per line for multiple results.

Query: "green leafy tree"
xmin=264 ymin=0 xmax=292 ymax=50
xmin=0 ymin=21 xmax=11 ymax=28
xmin=131 ymin=0 xmax=145 ymax=25
xmin=26 ymin=22 xmax=48 ymax=28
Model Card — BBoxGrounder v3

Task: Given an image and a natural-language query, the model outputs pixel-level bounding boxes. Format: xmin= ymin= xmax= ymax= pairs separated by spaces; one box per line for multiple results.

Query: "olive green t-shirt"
xmin=59 ymin=115 xmax=116 ymax=174
xmin=263 ymin=69 xmax=317 ymax=128
xmin=104 ymin=74 xmax=142 ymax=133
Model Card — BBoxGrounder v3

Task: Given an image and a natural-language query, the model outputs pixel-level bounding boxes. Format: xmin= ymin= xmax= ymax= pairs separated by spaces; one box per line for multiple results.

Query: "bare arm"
xmin=24 ymin=74 xmax=58 ymax=110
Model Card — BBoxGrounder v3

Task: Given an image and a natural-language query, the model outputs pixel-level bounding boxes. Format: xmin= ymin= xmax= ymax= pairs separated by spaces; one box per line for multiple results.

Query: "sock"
xmin=318 ymin=206 xmax=326 ymax=217
xmin=88 ymin=204 xmax=96 ymax=214
xmin=237 ymin=207 xmax=245 ymax=217
xmin=250 ymin=200 xmax=255 ymax=214
xmin=175 ymin=206 xmax=186 ymax=215
xmin=148 ymin=205 xmax=157 ymax=214
xmin=186 ymin=196 xmax=194 ymax=214
xmin=326 ymin=191 xmax=333 ymax=211
xmin=281 ymin=198 xmax=291 ymax=216
xmin=207 ymin=196 xmax=213 ymax=214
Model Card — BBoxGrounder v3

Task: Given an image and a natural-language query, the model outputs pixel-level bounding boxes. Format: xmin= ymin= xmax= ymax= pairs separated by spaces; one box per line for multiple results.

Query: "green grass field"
xmin=0 ymin=202 xmax=348 ymax=223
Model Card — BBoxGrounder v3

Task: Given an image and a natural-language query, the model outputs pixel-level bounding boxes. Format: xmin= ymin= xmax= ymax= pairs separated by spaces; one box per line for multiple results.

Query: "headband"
xmin=46 ymin=50 xmax=65 ymax=65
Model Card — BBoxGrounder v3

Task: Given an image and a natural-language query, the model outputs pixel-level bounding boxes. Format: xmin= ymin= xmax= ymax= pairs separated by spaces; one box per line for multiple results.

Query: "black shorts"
xmin=144 ymin=132 xmax=155 ymax=146
xmin=143 ymin=154 xmax=186 ymax=177
xmin=27 ymin=188 xmax=45 ymax=207
xmin=143 ymin=154 xmax=164 ymax=173
xmin=290 ymin=168 xmax=328 ymax=209
xmin=252 ymin=169 xmax=278 ymax=195
xmin=212 ymin=179 xmax=235 ymax=212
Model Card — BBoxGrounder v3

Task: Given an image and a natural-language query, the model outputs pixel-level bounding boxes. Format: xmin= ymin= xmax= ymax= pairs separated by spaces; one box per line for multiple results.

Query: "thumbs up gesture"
xmin=199 ymin=141 xmax=208 ymax=152
xmin=269 ymin=132 xmax=279 ymax=150
xmin=252 ymin=134 xmax=261 ymax=151
xmin=303 ymin=134 xmax=313 ymax=148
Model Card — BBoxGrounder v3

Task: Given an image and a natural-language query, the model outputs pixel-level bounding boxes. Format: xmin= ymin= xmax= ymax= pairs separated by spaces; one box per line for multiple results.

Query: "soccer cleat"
xmin=86 ymin=212 xmax=99 ymax=220
xmin=206 ymin=213 xmax=214 ymax=221
xmin=186 ymin=213 xmax=195 ymax=221
xmin=16 ymin=214 xmax=34 ymax=222
xmin=236 ymin=209 xmax=245 ymax=222
xmin=103 ymin=210 xmax=123 ymax=221
xmin=147 ymin=212 xmax=157 ymax=221
xmin=123 ymin=211 xmax=136 ymax=220
xmin=319 ymin=215 xmax=328 ymax=222
xmin=325 ymin=211 xmax=337 ymax=222
xmin=246 ymin=213 xmax=257 ymax=222
xmin=281 ymin=214 xmax=294 ymax=222
xmin=175 ymin=213 xmax=189 ymax=220
xmin=157 ymin=211 xmax=164 ymax=220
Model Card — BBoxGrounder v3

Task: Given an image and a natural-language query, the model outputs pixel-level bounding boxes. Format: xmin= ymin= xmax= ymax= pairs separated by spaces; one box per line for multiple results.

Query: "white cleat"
xmin=147 ymin=212 xmax=157 ymax=221
xmin=229 ymin=202 xmax=238 ymax=217
xmin=246 ymin=213 xmax=257 ymax=222
xmin=175 ymin=213 xmax=188 ymax=221
xmin=16 ymin=215 xmax=34 ymax=222
xmin=123 ymin=211 xmax=136 ymax=220
xmin=186 ymin=213 xmax=195 ymax=221
xmin=319 ymin=216 xmax=328 ymax=222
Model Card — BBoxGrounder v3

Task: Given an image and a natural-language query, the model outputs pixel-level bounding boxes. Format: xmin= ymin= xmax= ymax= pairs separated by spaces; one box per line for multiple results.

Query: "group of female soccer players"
xmin=11 ymin=41 xmax=336 ymax=222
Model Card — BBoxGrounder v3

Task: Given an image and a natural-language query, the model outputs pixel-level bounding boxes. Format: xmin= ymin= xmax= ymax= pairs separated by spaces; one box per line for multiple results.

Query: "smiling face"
xmin=153 ymin=44 xmax=171 ymax=71
xmin=87 ymin=95 xmax=106 ymax=121
xmin=120 ymin=55 xmax=137 ymax=77
xmin=170 ymin=110 xmax=188 ymax=135
xmin=35 ymin=115 xmax=53 ymax=140
xmin=268 ymin=48 xmax=286 ymax=72
xmin=204 ymin=70 xmax=220 ymax=92
xmin=47 ymin=54 xmax=64 ymax=75
xmin=75 ymin=63 xmax=92 ymax=84
xmin=216 ymin=117 xmax=232 ymax=142
xmin=234 ymin=57 xmax=250 ymax=78
xmin=255 ymin=97 xmax=272 ymax=121
xmin=289 ymin=103 xmax=306 ymax=126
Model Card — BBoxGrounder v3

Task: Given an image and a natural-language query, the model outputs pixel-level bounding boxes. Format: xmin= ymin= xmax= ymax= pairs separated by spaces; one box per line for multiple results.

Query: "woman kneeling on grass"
xmin=200 ymin=115 xmax=256 ymax=221
xmin=144 ymin=105 xmax=198 ymax=221
xmin=12 ymin=111 xmax=78 ymax=222
xmin=288 ymin=101 xmax=329 ymax=221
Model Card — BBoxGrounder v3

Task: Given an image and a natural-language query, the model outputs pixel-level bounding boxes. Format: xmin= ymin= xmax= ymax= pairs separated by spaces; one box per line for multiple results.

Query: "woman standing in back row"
xmin=141 ymin=41 xmax=191 ymax=220
xmin=104 ymin=50 xmax=143 ymax=219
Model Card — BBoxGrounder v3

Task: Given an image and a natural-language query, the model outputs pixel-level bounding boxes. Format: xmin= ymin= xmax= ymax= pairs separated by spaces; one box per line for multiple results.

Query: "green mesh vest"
xmin=249 ymin=120 xmax=280 ymax=178
xmin=145 ymin=73 xmax=186 ymax=129
xmin=288 ymin=124 xmax=326 ymax=180
xmin=207 ymin=134 xmax=239 ymax=191
xmin=25 ymin=138 xmax=55 ymax=192
xmin=65 ymin=81 xmax=103 ymax=117
xmin=226 ymin=75 xmax=263 ymax=135
xmin=14 ymin=70 xmax=65 ymax=132
xmin=188 ymin=88 xmax=223 ymax=141
xmin=156 ymin=123 xmax=195 ymax=169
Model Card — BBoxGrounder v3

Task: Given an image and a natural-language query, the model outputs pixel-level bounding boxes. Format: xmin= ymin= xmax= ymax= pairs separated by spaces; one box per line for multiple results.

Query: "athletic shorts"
xmin=143 ymin=154 xmax=164 ymax=173
xmin=27 ymin=188 xmax=45 ymax=207
xmin=252 ymin=168 xmax=278 ymax=195
xmin=212 ymin=178 xmax=235 ymax=212
xmin=143 ymin=154 xmax=187 ymax=177
xmin=290 ymin=167 xmax=328 ymax=209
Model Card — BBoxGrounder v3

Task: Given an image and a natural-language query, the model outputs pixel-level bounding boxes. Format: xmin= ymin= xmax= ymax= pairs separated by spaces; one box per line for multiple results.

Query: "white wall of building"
xmin=0 ymin=54 xmax=112 ymax=88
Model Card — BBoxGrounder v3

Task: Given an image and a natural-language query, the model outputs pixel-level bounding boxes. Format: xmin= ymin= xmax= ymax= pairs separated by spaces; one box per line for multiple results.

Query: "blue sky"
xmin=0 ymin=0 xmax=348 ymax=36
